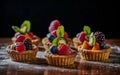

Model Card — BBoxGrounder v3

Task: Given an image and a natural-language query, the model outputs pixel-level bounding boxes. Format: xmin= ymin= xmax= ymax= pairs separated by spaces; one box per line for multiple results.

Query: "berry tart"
xmin=11 ymin=20 xmax=40 ymax=46
xmin=73 ymin=25 xmax=91 ymax=50
xmin=7 ymin=34 xmax=38 ymax=62
xmin=44 ymin=25 xmax=76 ymax=66
xmin=42 ymin=19 xmax=72 ymax=51
xmin=78 ymin=29 xmax=111 ymax=61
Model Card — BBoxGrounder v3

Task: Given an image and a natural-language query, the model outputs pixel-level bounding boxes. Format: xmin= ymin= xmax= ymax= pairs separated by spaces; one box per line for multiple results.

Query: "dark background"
xmin=0 ymin=0 xmax=118 ymax=38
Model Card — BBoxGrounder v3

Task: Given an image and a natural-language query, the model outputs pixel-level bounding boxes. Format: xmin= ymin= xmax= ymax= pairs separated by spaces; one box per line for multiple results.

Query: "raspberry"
xmin=23 ymin=38 xmax=32 ymax=50
xmin=14 ymin=32 xmax=21 ymax=38
xmin=78 ymin=31 xmax=86 ymax=42
xmin=64 ymin=32 xmax=69 ymax=39
xmin=94 ymin=31 xmax=105 ymax=43
xmin=51 ymin=30 xmax=57 ymax=37
xmin=15 ymin=42 xmax=26 ymax=52
xmin=56 ymin=43 xmax=71 ymax=55
xmin=15 ymin=34 xmax=25 ymax=42
xmin=48 ymin=20 xmax=61 ymax=32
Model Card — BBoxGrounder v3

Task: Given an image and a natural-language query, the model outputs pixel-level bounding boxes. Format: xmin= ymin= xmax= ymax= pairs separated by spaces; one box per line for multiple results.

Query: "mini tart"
xmin=42 ymin=37 xmax=52 ymax=51
xmin=7 ymin=44 xmax=38 ymax=62
xmin=42 ymin=37 xmax=72 ymax=51
xmin=73 ymin=37 xmax=82 ymax=49
xmin=12 ymin=35 xmax=40 ymax=46
xmin=31 ymin=35 xmax=41 ymax=46
xmin=78 ymin=45 xmax=111 ymax=61
xmin=44 ymin=50 xmax=77 ymax=66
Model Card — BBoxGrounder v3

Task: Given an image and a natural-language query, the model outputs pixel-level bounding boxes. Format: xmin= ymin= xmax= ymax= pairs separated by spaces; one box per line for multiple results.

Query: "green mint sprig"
xmin=12 ymin=20 xmax=31 ymax=33
xmin=83 ymin=25 xmax=91 ymax=34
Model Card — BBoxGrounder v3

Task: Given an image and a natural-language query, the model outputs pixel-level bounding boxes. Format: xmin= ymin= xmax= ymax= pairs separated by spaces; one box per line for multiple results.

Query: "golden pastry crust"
xmin=73 ymin=37 xmax=82 ymax=49
xmin=44 ymin=50 xmax=77 ymax=66
xmin=31 ymin=35 xmax=40 ymax=46
xmin=7 ymin=44 xmax=38 ymax=62
xmin=42 ymin=37 xmax=52 ymax=51
xmin=78 ymin=45 xmax=111 ymax=61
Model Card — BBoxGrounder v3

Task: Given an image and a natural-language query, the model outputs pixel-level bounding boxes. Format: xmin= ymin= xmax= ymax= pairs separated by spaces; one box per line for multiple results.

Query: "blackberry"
xmin=94 ymin=31 xmax=105 ymax=43
xmin=23 ymin=38 xmax=32 ymax=50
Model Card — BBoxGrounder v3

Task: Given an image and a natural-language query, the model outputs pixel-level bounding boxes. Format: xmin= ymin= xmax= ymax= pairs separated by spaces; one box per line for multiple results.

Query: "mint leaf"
xmin=21 ymin=20 xmax=31 ymax=33
xmin=56 ymin=25 xmax=64 ymax=37
xmin=83 ymin=25 xmax=91 ymax=34
xmin=12 ymin=26 xmax=21 ymax=33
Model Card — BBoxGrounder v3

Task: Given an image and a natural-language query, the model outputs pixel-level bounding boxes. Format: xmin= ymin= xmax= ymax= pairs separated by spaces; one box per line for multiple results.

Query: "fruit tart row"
xmin=6 ymin=19 xmax=111 ymax=66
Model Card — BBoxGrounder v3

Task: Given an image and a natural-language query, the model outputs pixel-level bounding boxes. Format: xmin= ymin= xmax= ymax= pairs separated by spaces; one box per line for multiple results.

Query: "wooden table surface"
xmin=0 ymin=38 xmax=120 ymax=75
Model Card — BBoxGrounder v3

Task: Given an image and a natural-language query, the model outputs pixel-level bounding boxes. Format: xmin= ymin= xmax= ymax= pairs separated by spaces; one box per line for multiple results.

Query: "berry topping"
xmin=78 ymin=31 xmax=86 ymax=42
xmin=49 ymin=20 xmax=61 ymax=32
xmin=47 ymin=33 xmax=55 ymax=42
xmin=56 ymin=43 xmax=71 ymax=55
xmin=49 ymin=45 xmax=57 ymax=54
xmin=15 ymin=34 xmax=25 ymax=42
xmin=64 ymin=32 xmax=69 ymax=39
xmin=23 ymin=38 xmax=32 ymax=50
xmin=100 ymin=42 xmax=106 ymax=49
xmin=94 ymin=31 xmax=105 ymax=43
xmin=50 ymin=30 xmax=57 ymax=37
xmin=14 ymin=32 xmax=21 ymax=38
xmin=15 ymin=42 xmax=26 ymax=52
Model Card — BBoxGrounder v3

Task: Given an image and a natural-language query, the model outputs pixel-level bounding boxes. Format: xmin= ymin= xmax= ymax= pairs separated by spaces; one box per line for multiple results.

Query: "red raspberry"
xmin=50 ymin=30 xmax=57 ymax=37
xmin=78 ymin=31 xmax=86 ymax=42
xmin=15 ymin=42 xmax=26 ymax=52
xmin=15 ymin=34 xmax=25 ymax=42
xmin=14 ymin=32 xmax=21 ymax=38
xmin=64 ymin=32 xmax=69 ymax=39
xmin=56 ymin=43 xmax=71 ymax=55
xmin=48 ymin=20 xmax=61 ymax=32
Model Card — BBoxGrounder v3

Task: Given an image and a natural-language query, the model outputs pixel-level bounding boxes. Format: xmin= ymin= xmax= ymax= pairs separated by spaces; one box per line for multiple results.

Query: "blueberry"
xmin=76 ymin=33 xmax=80 ymax=38
xmin=47 ymin=33 xmax=55 ymax=42
xmin=49 ymin=45 xmax=57 ymax=54
xmin=13 ymin=42 xmax=17 ymax=50
xmin=100 ymin=42 xmax=106 ymax=49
